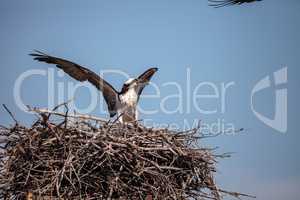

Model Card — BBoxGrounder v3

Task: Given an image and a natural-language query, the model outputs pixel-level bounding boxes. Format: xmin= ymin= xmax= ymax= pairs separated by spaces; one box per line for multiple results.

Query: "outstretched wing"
xmin=136 ymin=67 xmax=158 ymax=99
xmin=30 ymin=50 xmax=119 ymax=117
xmin=208 ymin=0 xmax=261 ymax=8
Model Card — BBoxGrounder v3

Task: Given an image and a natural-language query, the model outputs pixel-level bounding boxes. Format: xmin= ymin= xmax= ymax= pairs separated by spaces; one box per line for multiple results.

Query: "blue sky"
xmin=0 ymin=0 xmax=299 ymax=199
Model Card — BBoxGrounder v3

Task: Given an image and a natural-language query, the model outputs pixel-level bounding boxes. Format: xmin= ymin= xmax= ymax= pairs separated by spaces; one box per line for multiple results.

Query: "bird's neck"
xmin=120 ymin=87 xmax=138 ymax=105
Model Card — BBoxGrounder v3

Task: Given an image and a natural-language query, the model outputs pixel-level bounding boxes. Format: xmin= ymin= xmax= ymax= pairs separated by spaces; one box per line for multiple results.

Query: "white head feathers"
xmin=124 ymin=78 xmax=135 ymax=85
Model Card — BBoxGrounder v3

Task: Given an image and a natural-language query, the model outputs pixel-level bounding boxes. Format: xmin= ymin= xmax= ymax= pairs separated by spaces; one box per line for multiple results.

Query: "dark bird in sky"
xmin=209 ymin=0 xmax=262 ymax=8
xmin=30 ymin=50 xmax=158 ymax=123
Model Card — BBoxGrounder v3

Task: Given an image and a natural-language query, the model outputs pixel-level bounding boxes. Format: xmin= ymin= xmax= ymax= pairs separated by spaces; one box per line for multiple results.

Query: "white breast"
xmin=120 ymin=88 xmax=138 ymax=106
xmin=118 ymin=88 xmax=139 ymax=123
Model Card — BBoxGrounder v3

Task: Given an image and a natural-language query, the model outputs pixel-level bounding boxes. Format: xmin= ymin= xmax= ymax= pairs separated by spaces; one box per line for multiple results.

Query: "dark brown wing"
xmin=30 ymin=50 xmax=119 ymax=117
xmin=136 ymin=67 xmax=158 ymax=99
xmin=208 ymin=0 xmax=261 ymax=8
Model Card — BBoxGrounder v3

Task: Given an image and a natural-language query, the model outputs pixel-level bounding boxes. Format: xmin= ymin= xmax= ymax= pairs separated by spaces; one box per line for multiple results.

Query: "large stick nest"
xmin=0 ymin=106 xmax=252 ymax=200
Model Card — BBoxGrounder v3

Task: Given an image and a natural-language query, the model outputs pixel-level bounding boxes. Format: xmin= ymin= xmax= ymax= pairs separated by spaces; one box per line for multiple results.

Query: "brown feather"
xmin=137 ymin=67 xmax=158 ymax=96
xmin=30 ymin=50 xmax=119 ymax=117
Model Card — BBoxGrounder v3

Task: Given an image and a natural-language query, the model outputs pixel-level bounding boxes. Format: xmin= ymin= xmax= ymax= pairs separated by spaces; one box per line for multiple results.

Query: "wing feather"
xmin=136 ymin=67 xmax=158 ymax=98
xmin=30 ymin=50 xmax=119 ymax=117
xmin=208 ymin=0 xmax=261 ymax=7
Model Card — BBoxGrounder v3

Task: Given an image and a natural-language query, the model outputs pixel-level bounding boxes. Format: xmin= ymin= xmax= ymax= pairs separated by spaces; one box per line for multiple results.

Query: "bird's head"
xmin=121 ymin=78 xmax=138 ymax=93
xmin=124 ymin=78 xmax=136 ymax=86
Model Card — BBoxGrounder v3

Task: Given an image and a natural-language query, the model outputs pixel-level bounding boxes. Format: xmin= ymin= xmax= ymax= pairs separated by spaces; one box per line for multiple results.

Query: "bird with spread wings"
xmin=30 ymin=50 xmax=158 ymax=123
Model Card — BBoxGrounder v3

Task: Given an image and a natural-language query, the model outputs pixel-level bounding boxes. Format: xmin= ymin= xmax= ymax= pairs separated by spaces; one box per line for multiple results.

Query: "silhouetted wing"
xmin=30 ymin=50 xmax=119 ymax=117
xmin=136 ymin=67 xmax=158 ymax=98
xmin=208 ymin=0 xmax=261 ymax=8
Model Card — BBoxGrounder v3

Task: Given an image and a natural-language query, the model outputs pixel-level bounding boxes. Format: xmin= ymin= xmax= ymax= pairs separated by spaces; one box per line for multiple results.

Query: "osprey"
xmin=208 ymin=0 xmax=262 ymax=8
xmin=30 ymin=51 xmax=158 ymax=123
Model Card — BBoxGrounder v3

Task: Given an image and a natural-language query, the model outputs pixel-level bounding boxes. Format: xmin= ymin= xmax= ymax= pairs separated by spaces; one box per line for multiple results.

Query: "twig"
xmin=27 ymin=107 xmax=107 ymax=122
xmin=218 ymin=189 xmax=256 ymax=199
xmin=2 ymin=104 xmax=18 ymax=124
